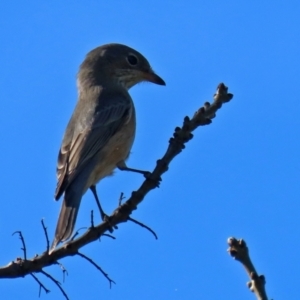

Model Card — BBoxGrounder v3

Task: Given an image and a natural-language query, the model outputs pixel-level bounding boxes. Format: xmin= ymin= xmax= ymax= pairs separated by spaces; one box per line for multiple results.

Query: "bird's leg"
xmin=90 ymin=186 xmax=116 ymax=233
xmin=117 ymin=160 xmax=161 ymax=187
xmin=90 ymin=185 xmax=108 ymax=221
xmin=117 ymin=160 xmax=150 ymax=177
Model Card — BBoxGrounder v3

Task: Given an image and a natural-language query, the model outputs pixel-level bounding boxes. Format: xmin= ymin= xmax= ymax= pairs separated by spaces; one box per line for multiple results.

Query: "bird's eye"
xmin=127 ymin=54 xmax=138 ymax=66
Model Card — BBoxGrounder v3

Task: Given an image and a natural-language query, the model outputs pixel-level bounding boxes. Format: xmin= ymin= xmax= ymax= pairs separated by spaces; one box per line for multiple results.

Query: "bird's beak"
xmin=143 ymin=70 xmax=166 ymax=86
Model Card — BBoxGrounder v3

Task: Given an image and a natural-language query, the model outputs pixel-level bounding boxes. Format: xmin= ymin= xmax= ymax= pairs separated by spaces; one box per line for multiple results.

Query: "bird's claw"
xmin=144 ymin=172 xmax=161 ymax=187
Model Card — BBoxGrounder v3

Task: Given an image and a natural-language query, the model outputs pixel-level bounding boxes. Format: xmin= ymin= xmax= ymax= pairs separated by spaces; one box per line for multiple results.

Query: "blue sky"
xmin=0 ymin=1 xmax=299 ymax=299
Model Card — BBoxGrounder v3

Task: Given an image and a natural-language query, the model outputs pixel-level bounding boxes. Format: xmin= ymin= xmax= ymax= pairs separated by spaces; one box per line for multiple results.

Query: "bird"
xmin=50 ymin=43 xmax=165 ymax=252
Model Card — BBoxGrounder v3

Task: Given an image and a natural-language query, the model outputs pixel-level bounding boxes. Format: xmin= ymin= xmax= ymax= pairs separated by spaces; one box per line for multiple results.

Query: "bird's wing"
xmin=55 ymin=91 xmax=132 ymax=199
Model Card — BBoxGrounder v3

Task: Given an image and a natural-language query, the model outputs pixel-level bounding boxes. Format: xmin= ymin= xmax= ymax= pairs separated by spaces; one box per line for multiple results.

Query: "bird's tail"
xmin=49 ymin=191 xmax=82 ymax=254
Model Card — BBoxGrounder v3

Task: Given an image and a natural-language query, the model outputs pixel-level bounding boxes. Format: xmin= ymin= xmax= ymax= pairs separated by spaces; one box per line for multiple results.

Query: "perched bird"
xmin=50 ymin=43 xmax=165 ymax=252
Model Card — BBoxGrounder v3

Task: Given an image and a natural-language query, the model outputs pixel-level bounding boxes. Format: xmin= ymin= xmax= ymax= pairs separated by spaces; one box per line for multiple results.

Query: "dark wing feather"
xmin=55 ymin=91 xmax=131 ymax=199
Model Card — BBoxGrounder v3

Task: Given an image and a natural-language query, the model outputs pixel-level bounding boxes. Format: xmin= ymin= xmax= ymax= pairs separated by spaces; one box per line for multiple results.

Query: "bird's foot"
xmin=143 ymin=171 xmax=162 ymax=188
xmin=101 ymin=211 xmax=118 ymax=232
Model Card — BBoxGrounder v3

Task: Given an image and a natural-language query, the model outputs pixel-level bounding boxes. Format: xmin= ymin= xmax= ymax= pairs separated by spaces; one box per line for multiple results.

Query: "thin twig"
xmin=90 ymin=210 xmax=94 ymax=228
xmin=118 ymin=192 xmax=125 ymax=206
xmin=12 ymin=231 xmax=27 ymax=260
xmin=128 ymin=217 xmax=158 ymax=240
xmin=55 ymin=261 xmax=68 ymax=282
xmin=77 ymin=252 xmax=116 ymax=288
xmin=40 ymin=269 xmax=69 ymax=300
xmin=41 ymin=219 xmax=50 ymax=252
xmin=70 ymin=227 xmax=87 ymax=241
xmin=30 ymin=273 xmax=50 ymax=297
xmin=100 ymin=234 xmax=116 ymax=240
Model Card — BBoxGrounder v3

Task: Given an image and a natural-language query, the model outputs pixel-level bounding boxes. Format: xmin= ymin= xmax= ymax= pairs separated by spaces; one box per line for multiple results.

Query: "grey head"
xmin=77 ymin=43 xmax=166 ymax=90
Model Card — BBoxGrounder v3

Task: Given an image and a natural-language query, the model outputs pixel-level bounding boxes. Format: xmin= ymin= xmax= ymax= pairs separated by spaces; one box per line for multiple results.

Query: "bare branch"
xmin=40 ymin=269 xmax=69 ymax=300
xmin=77 ymin=252 xmax=115 ymax=288
xmin=227 ymin=237 xmax=270 ymax=300
xmin=90 ymin=210 xmax=94 ymax=228
xmin=30 ymin=273 xmax=50 ymax=297
xmin=41 ymin=219 xmax=50 ymax=252
xmin=70 ymin=227 xmax=87 ymax=241
xmin=12 ymin=231 xmax=27 ymax=260
xmin=100 ymin=234 xmax=116 ymax=240
xmin=54 ymin=261 xmax=68 ymax=282
xmin=0 ymin=83 xmax=233 ymax=284
xmin=118 ymin=192 xmax=125 ymax=206
xmin=128 ymin=217 xmax=158 ymax=240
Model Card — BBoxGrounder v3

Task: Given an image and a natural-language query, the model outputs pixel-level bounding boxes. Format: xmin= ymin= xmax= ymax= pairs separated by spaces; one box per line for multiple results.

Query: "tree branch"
xmin=77 ymin=252 xmax=115 ymax=288
xmin=0 ymin=83 xmax=233 ymax=284
xmin=227 ymin=237 xmax=271 ymax=300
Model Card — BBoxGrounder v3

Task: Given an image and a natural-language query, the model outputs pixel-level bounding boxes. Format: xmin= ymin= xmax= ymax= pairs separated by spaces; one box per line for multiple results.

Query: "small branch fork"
xmin=55 ymin=261 xmax=68 ymax=282
xmin=0 ymin=83 xmax=233 ymax=297
xmin=10 ymin=226 xmax=71 ymax=299
xmin=227 ymin=237 xmax=271 ymax=300
xmin=30 ymin=273 xmax=50 ymax=296
xmin=39 ymin=269 xmax=69 ymax=300
xmin=119 ymin=192 xmax=157 ymax=239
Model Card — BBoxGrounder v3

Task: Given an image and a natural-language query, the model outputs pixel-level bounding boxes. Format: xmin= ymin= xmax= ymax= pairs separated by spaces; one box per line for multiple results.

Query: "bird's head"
xmin=78 ymin=43 xmax=165 ymax=90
